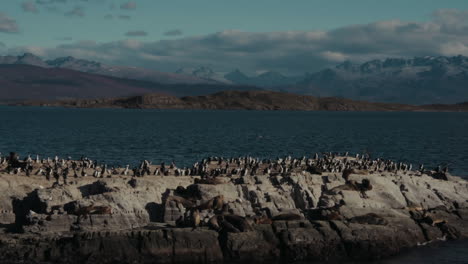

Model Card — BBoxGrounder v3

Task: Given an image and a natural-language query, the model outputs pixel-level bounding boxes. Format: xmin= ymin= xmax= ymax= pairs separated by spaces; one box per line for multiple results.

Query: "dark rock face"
xmin=0 ymin=155 xmax=467 ymax=263
xmin=0 ymin=229 xmax=223 ymax=264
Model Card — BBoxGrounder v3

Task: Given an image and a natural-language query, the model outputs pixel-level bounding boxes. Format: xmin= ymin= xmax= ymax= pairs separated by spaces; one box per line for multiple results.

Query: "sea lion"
xmin=342 ymin=169 xmax=369 ymax=181
xmin=329 ymin=181 xmax=359 ymax=193
xmin=329 ymin=178 xmax=372 ymax=198
xmin=194 ymin=177 xmax=226 ymax=185
xmin=253 ymin=216 xmax=273 ymax=225
xmin=175 ymin=186 xmax=188 ymax=197
xmin=422 ymin=212 xmax=447 ymax=226
xmin=197 ymin=195 xmax=224 ymax=211
xmin=71 ymin=204 xmax=112 ymax=221
xmin=342 ymin=168 xmax=353 ymax=182
xmin=272 ymin=213 xmax=303 ymax=221
xmin=212 ymin=195 xmax=224 ymax=211
xmin=208 ymin=215 xmax=221 ymax=231
xmin=167 ymin=196 xmax=195 ymax=208
xmin=88 ymin=206 xmax=112 ymax=215
xmin=348 ymin=213 xmax=388 ymax=225
xmin=357 ymin=179 xmax=373 ymax=198
xmin=309 ymin=208 xmax=343 ymax=221
xmin=359 ymin=179 xmax=372 ymax=191
xmin=218 ymin=215 xmax=241 ymax=233
xmin=191 ymin=209 xmax=200 ymax=228
xmin=223 ymin=214 xmax=253 ymax=232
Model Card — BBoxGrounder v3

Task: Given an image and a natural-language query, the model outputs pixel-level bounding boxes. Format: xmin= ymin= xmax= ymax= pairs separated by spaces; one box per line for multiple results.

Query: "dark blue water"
xmin=0 ymin=106 xmax=467 ymax=177
xmin=380 ymin=240 xmax=468 ymax=264
xmin=1 ymin=106 xmax=468 ymax=262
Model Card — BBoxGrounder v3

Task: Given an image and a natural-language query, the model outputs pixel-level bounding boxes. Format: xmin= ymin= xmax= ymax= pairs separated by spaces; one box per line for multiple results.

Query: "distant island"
xmin=11 ymin=90 xmax=468 ymax=112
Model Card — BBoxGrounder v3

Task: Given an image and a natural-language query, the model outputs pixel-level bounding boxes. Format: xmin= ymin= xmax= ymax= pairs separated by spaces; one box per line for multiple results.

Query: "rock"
xmin=222 ymin=225 xmax=280 ymax=262
xmin=0 ymin=156 xmax=467 ymax=263
xmin=79 ymin=180 xmax=115 ymax=197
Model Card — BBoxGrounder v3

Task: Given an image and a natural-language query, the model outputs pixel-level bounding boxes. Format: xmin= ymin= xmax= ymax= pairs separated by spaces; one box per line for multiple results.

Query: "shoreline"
xmin=3 ymin=103 xmax=468 ymax=113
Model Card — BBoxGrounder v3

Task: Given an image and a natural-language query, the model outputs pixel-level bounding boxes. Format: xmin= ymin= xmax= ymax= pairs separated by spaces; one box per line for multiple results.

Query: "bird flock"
xmin=0 ymin=151 xmax=450 ymax=185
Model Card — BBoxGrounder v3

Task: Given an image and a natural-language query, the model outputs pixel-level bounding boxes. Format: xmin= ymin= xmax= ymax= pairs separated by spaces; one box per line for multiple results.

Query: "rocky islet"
xmin=0 ymin=152 xmax=467 ymax=263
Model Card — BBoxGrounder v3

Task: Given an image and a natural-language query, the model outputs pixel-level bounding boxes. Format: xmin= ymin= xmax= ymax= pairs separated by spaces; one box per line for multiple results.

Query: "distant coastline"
xmin=8 ymin=90 xmax=468 ymax=112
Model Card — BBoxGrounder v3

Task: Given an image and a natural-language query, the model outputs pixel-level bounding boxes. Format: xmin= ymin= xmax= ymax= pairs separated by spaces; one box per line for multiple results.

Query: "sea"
xmin=0 ymin=105 xmax=467 ymax=263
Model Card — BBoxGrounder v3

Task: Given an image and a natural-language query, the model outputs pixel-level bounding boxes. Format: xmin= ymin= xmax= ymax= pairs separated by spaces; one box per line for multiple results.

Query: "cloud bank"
xmin=7 ymin=9 xmax=468 ymax=74
xmin=164 ymin=29 xmax=183 ymax=37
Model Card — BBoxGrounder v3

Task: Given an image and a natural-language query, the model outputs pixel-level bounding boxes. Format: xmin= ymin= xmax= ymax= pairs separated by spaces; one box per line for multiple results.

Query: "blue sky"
xmin=2 ymin=0 xmax=468 ymax=74
xmin=1 ymin=0 xmax=467 ymax=47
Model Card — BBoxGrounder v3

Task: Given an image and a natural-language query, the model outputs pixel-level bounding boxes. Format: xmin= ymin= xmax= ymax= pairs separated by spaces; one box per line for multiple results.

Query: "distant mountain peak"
xmin=46 ymin=56 xmax=102 ymax=69
xmin=175 ymin=66 xmax=220 ymax=80
xmin=297 ymin=55 xmax=468 ymax=104
xmin=0 ymin=53 xmax=48 ymax=68
xmin=224 ymin=69 xmax=249 ymax=83
xmin=192 ymin=66 xmax=215 ymax=76
xmin=18 ymin=52 xmax=40 ymax=59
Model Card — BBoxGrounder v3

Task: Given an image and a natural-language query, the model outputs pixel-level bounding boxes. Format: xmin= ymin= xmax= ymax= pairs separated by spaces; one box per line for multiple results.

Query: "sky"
xmin=2 ymin=0 xmax=468 ymax=74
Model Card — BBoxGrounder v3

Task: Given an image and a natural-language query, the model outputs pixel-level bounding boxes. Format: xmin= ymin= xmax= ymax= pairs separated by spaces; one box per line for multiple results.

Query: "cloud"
xmin=8 ymin=9 xmax=468 ymax=74
xmin=0 ymin=13 xmax=19 ymax=33
xmin=120 ymin=1 xmax=136 ymax=10
xmin=21 ymin=1 xmax=39 ymax=13
xmin=56 ymin=36 xmax=73 ymax=41
xmin=125 ymin=30 xmax=148 ymax=37
xmin=164 ymin=29 xmax=183 ymax=37
xmin=36 ymin=0 xmax=101 ymax=4
xmin=65 ymin=6 xmax=85 ymax=17
xmin=118 ymin=15 xmax=131 ymax=20
xmin=36 ymin=0 xmax=67 ymax=4
xmin=432 ymin=9 xmax=468 ymax=25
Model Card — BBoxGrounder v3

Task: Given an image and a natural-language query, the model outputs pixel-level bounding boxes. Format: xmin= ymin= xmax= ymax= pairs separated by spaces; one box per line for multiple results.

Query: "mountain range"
xmin=224 ymin=69 xmax=304 ymax=88
xmin=0 ymin=63 xmax=258 ymax=101
xmin=1 ymin=53 xmax=468 ymax=104
xmin=290 ymin=56 xmax=468 ymax=104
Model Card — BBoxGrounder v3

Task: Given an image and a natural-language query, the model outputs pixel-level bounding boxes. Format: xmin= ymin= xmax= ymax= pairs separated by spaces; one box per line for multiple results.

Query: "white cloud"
xmin=0 ymin=13 xmax=19 ymax=33
xmin=440 ymin=42 xmax=468 ymax=56
xmin=164 ymin=29 xmax=183 ymax=37
xmin=320 ymin=51 xmax=348 ymax=62
xmin=8 ymin=9 xmax=468 ymax=74
xmin=125 ymin=30 xmax=148 ymax=37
